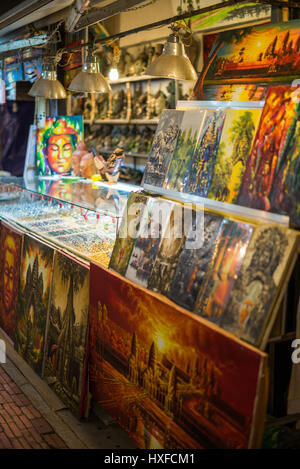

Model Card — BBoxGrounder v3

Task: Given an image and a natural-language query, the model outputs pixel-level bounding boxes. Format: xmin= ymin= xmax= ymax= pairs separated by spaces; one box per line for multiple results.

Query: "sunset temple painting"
xmin=89 ymin=263 xmax=267 ymax=449
xmin=193 ymin=20 xmax=300 ymax=99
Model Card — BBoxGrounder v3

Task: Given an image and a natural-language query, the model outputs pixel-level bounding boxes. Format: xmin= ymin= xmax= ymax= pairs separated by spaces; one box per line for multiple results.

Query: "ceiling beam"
xmin=70 ymin=0 xmax=149 ymax=32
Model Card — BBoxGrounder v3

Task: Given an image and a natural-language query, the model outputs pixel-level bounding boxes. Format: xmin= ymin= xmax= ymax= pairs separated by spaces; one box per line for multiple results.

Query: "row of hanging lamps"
xmin=28 ymin=47 xmax=111 ymax=98
xmin=28 ymin=21 xmax=196 ymax=99
xmin=145 ymin=23 xmax=197 ymax=81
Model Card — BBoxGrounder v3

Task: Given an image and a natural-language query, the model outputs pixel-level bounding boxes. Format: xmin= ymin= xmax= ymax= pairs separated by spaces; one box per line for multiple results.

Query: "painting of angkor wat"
xmin=194 ymin=20 xmax=300 ymax=99
xmin=44 ymin=252 xmax=89 ymax=418
xmin=15 ymin=235 xmax=54 ymax=376
xmin=89 ymin=263 xmax=267 ymax=449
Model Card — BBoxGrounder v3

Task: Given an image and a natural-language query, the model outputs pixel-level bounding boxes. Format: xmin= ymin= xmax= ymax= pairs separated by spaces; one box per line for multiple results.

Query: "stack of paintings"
xmin=143 ymin=85 xmax=300 ymax=229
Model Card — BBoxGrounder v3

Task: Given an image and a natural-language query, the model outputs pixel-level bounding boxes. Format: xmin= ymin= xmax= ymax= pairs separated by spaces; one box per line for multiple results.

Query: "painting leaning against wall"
xmin=89 ymin=263 xmax=268 ymax=449
xmin=15 ymin=235 xmax=54 ymax=376
xmin=43 ymin=251 xmax=89 ymax=418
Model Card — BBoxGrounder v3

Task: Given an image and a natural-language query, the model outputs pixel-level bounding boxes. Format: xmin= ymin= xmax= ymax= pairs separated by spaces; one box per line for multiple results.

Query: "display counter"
xmin=0 ymin=177 xmax=139 ymax=266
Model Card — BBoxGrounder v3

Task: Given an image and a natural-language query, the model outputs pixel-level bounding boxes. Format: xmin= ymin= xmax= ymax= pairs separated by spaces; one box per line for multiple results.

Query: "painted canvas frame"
xmin=36 ymin=116 xmax=83 ymax=176
xmin=89 ymin=263 xmax=268 ymax=449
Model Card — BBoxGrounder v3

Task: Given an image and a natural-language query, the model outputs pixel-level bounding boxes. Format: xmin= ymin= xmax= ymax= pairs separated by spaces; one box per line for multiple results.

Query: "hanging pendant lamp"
xmin=68 ymin=52 xmax=111 ymax=93
xmin=145 ymin=30 xmax=197 ymax=81
xmin=28 ymin=63 xmax=66 ymax=99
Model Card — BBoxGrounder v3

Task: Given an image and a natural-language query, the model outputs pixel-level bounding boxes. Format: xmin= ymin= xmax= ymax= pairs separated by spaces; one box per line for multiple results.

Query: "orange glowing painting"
xmin=0 ymin=222 xmax=23 ymax=341
xmin=89 ymin=263 xmax=267 ymax=449
xmin=16 ymin=235 xmax=54 ymax=375
xmin=238 ymin=86 xmax=300 ymax=211
xmin=193 ymin=20 xmax=300 ymax=99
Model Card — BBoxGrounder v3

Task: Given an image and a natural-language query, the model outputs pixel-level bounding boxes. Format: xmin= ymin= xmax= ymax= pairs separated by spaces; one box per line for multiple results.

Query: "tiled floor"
xmin=0 ymin=365 xmax=67 ymax=449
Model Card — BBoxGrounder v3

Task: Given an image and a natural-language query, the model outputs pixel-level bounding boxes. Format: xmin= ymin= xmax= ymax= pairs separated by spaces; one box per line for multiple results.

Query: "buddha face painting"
xmin=38 ymin=116 xmax=83 ymax=176
xmin=0 ymin=226 xmax=22 ymax=341
xmin=2 ymin=234 xmax=18 ymax=312
xmin=45 ymin=134 xmax=74 ymax=173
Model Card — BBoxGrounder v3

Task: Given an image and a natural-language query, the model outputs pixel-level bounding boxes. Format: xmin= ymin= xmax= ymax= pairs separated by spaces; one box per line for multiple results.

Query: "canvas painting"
xmin=193 ymin=19 xmax=300 ymax=100
xmin=164 ymin=110 xmax=207 ymax=193
xmin=190 ymin=3 xmax=270 ymax=33
xmin=208 ymin=108 xmax=262 ymax=203
xmin=143 ymin=110 xmax=184 ymax=187
xmin=109 ymin=192 xmax=149 ymax=276
xmin=125 ymin=198 xmax=173 ymax=288
xmin=36 ymin=116 xmax=83 ymax=176
xmin=184 ymin=110 xmax=226 ymax=197
xmin=89 ymin=263 xmax=267 ymax=449
xmin=221 ymin=225 xmax=297 ymax=346
xmin=200 ymin=84 xmax=269 ymax=101
xmin=15 ymin=235 xmax=54 ymax=375
xmin=148 ymin=203 xmax=186 ymax=296
xmin=168 ymin=212 xmax=223 ymax=312
xmin=44 ymin=252 xmax=89 ymax=418
xmin=268 ymin=91 xmax=300 ymax=227
xmin=194 ymin=220 xmax=253 ymax=325
xmin=238 ymin=86 xmax=300 ymax=211
xmin=0 ymin=222 xmax=23 ymax=341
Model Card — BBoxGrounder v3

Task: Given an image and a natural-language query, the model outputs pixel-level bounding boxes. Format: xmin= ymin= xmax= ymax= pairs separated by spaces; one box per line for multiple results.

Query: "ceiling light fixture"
xmin=28 ymin=62 xmax=67 ymax=99
xmin=68 ymin=49 xmax=111 ymax=93
xmin=145 ymin=24 xmax=197 ymax=81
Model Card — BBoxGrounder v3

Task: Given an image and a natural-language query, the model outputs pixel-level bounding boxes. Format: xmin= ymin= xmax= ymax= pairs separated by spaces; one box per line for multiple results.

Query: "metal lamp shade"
xmin=68 ymin=57 xmax=111 ymax=93
xmin=145 ymin=34 xmax=198 ymax=81
xmin=28 ymin=70 xmax=67 ymax=99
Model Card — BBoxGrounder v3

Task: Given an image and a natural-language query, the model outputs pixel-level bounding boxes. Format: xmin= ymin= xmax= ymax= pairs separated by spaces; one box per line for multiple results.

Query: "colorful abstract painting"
xmin=238 ymin=86 xmax=300 ymax=211
xmin=109 ymin=192 xmax=149 ymax=276
xmin=184 ymin=110 xmax=226 ymax=197
xmin=164 ymin=110 xmax=206 ymax=193
xmin=0 ymin=222 xmax=23 ymax=341
xmin=15 ymin=235 xmax=54 ymax=375
xmin=36 ymin=116 xmax=83 ymax=176
xmin=168 ymin=213 xmax=223 ymax=312
xmin=194 ymin=220 xmax=253 ymax=325
xmin=193 ymin=20 xmax=300 ymax=100
xmin=44 ymin=252 xmax=89 ymax=418
xmin=148 ymin=203 xmax=185 ymax=296
xmin=221 ymin=225 xmax=297 ymax=346
xmin=125 ymin=198 xmax=172 ymax=288
xmin=143 ymin=110 xmax=184 ymax=187
xmin=89 ymin=263 xmax=267 ymax=449
xmin=208 ymin=108 xmax=262 ymax=203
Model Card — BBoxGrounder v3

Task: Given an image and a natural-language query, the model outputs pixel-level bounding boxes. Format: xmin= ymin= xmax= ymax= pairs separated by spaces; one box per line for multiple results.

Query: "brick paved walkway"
xmin=0 ymin=365 xmax=68 ymax=449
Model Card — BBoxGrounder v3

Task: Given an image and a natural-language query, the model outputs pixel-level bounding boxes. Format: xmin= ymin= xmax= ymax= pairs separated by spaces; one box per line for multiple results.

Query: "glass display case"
xmin=0 ymin=177 xmax=139 ymax=267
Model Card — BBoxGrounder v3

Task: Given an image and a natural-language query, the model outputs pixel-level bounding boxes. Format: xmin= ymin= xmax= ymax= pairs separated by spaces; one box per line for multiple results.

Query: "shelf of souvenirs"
xmin=83 ymin=118 xmax=159 ymax=125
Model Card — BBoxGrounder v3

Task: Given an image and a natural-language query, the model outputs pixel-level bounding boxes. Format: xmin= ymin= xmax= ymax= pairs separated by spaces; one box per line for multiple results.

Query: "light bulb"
xmin=109 ymin=67 xmax=119 ymax=81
